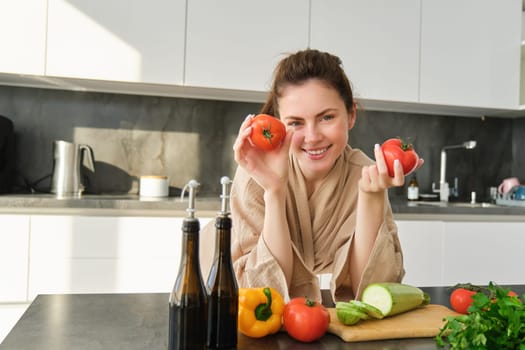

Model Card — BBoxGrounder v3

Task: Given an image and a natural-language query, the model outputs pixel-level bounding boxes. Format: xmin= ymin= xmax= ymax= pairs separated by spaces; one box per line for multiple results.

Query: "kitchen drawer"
xmin=29 ymin=215 xmax=202 ymax=258
xmin=442 ymin=222 xmax=525 ymax=285
xmin=0 ymin=215 xmax=30 ymax=302
xmin=0 ymin=303 xmax=30 ymax=344
xmin=28 ymin=257 xmax=180 ymax=299
xmin=397 ymin=220 xmax=444 ymax=287
xmin=28 ymin=215 xmax=212 ymax=298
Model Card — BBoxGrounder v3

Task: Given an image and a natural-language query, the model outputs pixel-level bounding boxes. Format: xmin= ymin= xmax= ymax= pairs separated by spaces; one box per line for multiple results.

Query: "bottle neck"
xmin=215 ymin=216 xmax=232 ymax=258
xmin=170 ymin=217 xmax=206 ymax=305
xmin=181 ymin=218 xmax=201 ymax=264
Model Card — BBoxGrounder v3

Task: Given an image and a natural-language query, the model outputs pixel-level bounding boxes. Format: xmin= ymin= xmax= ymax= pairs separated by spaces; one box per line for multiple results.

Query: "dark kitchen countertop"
xmin=390 ymin=199 xmax=525 ymax=220
xmin=2 ymin=286 xmax=524 ymax=350
xmin=0 ymin=193 xmax=220 ymax=217
xmin=0 ymin=194 xmax=525 ymax=220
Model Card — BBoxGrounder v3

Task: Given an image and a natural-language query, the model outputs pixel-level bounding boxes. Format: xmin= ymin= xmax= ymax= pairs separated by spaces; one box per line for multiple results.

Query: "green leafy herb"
xmin=436 ymin=282 xmax=525 ymax=349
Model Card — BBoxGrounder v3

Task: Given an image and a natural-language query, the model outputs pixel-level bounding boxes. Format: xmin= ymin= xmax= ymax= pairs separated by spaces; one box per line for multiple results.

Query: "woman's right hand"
xmin=233 ymin=114 xmax=293 ymax=193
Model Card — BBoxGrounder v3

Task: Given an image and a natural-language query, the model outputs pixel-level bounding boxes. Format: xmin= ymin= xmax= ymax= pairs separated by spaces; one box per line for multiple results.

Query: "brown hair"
xmin=260 ymin=49 xmax=354 ymax=117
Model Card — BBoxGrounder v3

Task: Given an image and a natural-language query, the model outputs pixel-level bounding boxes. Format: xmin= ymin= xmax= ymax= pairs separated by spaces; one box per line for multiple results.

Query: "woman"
xmin=202 ymin=49 xmax=422 ymax=303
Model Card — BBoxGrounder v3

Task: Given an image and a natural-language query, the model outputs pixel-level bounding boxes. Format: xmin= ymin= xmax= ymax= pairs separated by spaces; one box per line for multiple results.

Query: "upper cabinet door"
xmin=185 ymin=0 xmax=309 ymax=92
xmin=0 ymin=1 xmax=46 ymax=75
xmin=46 ymin=0 xmax=186 ymax=84
xmin=310 ymin=0 xmax=421 ymax=103
xmin=420 ymin=0 xmax=521 ymax=110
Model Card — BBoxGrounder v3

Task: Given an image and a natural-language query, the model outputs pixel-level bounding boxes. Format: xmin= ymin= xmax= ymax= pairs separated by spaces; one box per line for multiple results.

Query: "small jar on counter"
xmin=407 ymin=174 xmax=419 ymax=201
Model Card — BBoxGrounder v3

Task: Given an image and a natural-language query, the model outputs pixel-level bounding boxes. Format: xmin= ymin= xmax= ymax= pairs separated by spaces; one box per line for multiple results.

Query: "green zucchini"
xmin=348 ymin=300 xmax=384 ymax=319
xmin=361 ymin=283 xmax=430 ymax=317
xmin=335 ymin=305 xmax=368 ymax=325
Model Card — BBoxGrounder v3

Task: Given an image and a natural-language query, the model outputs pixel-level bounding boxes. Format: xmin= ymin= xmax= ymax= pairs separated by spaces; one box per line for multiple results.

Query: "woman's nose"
xmin=304 ymin=124 xmax=322 ymax=143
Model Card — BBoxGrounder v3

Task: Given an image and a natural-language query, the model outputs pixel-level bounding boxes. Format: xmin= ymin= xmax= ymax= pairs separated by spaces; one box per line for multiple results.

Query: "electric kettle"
xmin=50 ymin=140 xmax=95 ymax=198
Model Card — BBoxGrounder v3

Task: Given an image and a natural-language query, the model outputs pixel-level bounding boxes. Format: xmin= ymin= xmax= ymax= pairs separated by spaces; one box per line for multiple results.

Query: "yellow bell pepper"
xmin=238 ymin=287 xmax=285 ymax=338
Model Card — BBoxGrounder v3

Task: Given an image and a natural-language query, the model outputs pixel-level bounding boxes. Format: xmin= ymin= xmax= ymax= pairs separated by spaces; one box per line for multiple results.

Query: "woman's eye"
xmin=322 ymin=114 xmax=334 ymax=121
xmin=287 ymin=120 xmax=302 ymax=127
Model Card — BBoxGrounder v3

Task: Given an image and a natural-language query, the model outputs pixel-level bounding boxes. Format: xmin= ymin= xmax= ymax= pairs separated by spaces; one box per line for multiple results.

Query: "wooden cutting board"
xmin=327 ymin=304 xmax=460 ymax=342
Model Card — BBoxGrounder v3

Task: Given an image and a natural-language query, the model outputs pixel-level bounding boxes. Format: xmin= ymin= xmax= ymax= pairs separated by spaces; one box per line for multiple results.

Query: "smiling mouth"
xmin=304 ymin=146 xmax=331 ymax=156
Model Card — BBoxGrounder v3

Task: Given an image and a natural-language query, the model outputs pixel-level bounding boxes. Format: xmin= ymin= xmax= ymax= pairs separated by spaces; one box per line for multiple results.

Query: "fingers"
xmin=279 ymin=127 xmax=294 ymax=154
xmin=374 ymin=144 xmax=388 ymax=176
xmin=391 ymin=159 xmax=405 ymax=186
xmin=404 ymin=158 xmax=425 ymax=176
xmin=414 ymin=158 xmax=425 ymax=171
xmin=362 ymin=144 xmax=403 ymax=192
xmin=233 ymin=114 xmax=255 ymax=165
xmin=240 ymin=113 xmax=254 ymax=130
xmin=364 ymin=143 xmax=425 ymax=192
xmin=361 ymin=165 xmax=371 ymax=185
xmin=360 ymin=164 xmax=382 ymax=192
xmin=241 ymin=114 xmax=256 ymax=145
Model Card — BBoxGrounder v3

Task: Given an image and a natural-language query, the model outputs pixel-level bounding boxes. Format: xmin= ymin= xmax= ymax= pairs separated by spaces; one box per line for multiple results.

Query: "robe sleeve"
xmin=229 ymin=167 xmax=291 ymax=300
xmin=331 ymin=202 xmax=404 ymax=302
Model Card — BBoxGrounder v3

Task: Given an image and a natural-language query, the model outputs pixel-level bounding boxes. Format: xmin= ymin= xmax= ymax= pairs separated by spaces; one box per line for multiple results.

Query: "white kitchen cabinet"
xmin=442 ymin=222 xmax=525 ymax=286
xmin=396 ymin=220 xmax=444 ymax=287
xmin=520 ymin=11 xmax=525 ymax=107
xmin=28 ymin=215 xmax=212 ymax=300
xmin=0 ymin=303 xmax=29 ymax=344
xmin=185 ymin=0 xmax=309 ymax=92
xmin=397 ymin=219 xmax=525 ymax=288
xmin=46 ymin=0 xmax=186 ymax=84
xmin=0 ymin=1 xmax=46 ymax=75
xmin=0 ymin=215 xmax=30 ymax=302
xmin=420 ymin=0 xmax=521 ymax=110
xmin=310 ymin=0 xmax=421 ymax=103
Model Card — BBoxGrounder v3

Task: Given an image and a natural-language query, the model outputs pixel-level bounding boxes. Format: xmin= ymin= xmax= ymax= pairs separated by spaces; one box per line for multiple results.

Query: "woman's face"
xmin=279 ymin=79 xmax=355 ymax=182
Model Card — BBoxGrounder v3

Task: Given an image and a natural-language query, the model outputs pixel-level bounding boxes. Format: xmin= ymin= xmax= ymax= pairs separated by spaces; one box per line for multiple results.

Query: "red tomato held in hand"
xmin=283 ymin=297 xmax=330 ymax=343
xmin=450 ymin=288 xmax=477 ymax=314
xmin=380 ymin=138 xmax=419 ymax=177
xmin=250 ymin=114 xmax=286 ymax=151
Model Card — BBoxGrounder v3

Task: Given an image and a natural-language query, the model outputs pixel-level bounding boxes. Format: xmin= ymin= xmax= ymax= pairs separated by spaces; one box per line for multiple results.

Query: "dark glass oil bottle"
xmin=206 ymin=176 xmax=238 ymax=349
xmin=169 ymin=180 xmax=207 ymax=350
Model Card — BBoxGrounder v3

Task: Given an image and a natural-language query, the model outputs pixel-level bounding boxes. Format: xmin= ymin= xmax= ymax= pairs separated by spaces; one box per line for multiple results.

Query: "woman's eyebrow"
xmin=282 ymin=115 xmax=303 ymax=121
xmin=314 ymin=108 xmax=337 ymax=117
xmin=282 ymin=108 xmax=338 ymax=121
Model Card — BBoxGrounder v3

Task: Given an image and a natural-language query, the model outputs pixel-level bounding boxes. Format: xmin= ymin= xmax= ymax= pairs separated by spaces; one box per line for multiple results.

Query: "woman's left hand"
xmin=359 ymin=144 xmax=424 ymax=193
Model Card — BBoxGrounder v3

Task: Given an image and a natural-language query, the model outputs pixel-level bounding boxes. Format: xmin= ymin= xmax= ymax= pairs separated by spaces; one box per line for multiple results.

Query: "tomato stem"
xmin=304 ymin=297 xmax=316 ymax=307
xmin=399 ymin=138 xmax=413 ymax=151
xmin=262 ymin=121 xmax=274 ymax=145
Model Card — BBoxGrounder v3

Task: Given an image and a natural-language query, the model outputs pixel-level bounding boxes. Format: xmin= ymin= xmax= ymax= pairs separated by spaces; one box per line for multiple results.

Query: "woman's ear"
xmin=347 ymin=103 xmax=357 ymax=130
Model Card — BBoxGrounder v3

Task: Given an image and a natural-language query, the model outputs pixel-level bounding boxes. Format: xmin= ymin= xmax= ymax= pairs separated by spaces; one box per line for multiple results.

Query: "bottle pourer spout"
xmin=180 ymin=179 xmax=200 ymax=218
xmin=220 ymin=176 xmax=232 ymax=215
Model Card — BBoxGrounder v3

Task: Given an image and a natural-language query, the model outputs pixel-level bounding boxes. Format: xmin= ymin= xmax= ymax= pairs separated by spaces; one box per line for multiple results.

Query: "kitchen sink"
xmin=408 ymin=201 xmax=500 ymax=208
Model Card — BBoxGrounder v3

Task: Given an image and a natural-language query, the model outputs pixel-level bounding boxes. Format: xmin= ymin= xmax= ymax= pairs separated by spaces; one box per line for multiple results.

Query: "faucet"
xmin=432 ymin=140 xmax=477 ymax=202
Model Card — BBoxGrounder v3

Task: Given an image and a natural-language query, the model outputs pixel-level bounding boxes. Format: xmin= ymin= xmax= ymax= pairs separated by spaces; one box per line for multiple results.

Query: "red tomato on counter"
xmin=491 ymin=290 xmax=519 ymax=303
xmin=283 ymin=297 xmax=330 ymax=343
xmin=380 ymin=138 xmax=419 ymax=177
xmin=450 ymin=288 xmax=477 ymax=314
xmin=250 ymin=114 xmax=286 ymax=151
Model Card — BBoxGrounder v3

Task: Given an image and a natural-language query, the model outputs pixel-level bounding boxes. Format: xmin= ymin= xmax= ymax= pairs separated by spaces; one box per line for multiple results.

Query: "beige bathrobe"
xmin=200 ymin=146 xmax=404 ymax=303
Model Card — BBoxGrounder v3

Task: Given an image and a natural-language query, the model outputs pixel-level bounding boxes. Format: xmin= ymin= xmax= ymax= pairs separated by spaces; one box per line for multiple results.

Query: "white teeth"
xmin=307 ymin=148 xmax=327 ymax=155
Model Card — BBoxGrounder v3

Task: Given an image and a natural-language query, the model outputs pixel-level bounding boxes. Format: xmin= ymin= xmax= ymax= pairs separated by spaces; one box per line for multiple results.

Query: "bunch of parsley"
xmin=435 ymin=282 xmax=525 ymax=349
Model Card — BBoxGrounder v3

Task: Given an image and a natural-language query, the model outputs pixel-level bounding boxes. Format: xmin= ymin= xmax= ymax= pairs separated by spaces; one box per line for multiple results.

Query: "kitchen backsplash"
xmin=1 ymin=85 xmax=523 ymax=201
